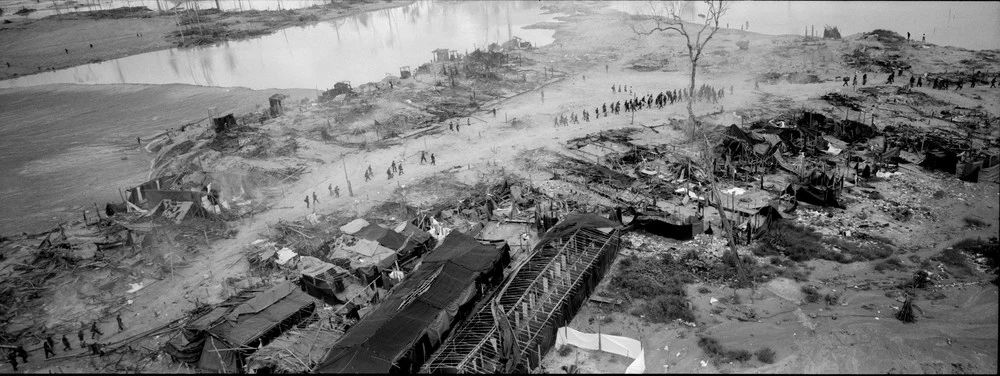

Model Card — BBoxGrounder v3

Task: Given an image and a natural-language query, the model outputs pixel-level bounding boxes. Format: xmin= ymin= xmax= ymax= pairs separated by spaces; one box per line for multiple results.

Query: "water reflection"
xmin=1 ymin=0 xmax=332 ymax=21
xmin=608 ymin=1 xmax=999 ymax=50
xmin=0 ymin=1 xmax=558 ymax=90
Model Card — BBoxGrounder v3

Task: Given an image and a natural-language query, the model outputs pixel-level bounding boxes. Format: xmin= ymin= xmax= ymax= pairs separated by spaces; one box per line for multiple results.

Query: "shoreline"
xmin=0 ymin=0 xmax=415 ymax=82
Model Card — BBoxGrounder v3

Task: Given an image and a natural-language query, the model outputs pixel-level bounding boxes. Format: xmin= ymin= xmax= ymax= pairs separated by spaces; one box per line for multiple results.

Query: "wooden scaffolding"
xmin=421 ymin=226 xmax=621 ymax=373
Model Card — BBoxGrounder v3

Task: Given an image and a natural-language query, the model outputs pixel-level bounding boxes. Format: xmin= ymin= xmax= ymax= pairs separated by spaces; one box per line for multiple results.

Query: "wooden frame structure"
xmin=421 ymin=225 xmax=621 ymax=373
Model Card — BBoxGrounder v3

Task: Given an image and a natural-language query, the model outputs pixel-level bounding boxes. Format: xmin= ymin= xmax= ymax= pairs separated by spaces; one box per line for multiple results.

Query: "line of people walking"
xmin=6 ymin=315 xmax=124 ymax=371
xmin=556 ymin=83 xmax=732 ymax=127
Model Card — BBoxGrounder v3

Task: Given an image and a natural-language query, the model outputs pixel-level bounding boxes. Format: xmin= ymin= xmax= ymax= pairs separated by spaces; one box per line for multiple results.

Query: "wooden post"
xmin=341 ymin=156 xmax=354 ymax=197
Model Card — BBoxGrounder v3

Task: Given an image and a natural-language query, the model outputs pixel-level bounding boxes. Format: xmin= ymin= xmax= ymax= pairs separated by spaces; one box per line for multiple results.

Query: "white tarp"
xmin=555 ymin=326 xmax=645 ymax=374
xmin=339 ymin=218 xmax=370 ymax=235
xmin=275 ymin=248 xmax=298 ymax=265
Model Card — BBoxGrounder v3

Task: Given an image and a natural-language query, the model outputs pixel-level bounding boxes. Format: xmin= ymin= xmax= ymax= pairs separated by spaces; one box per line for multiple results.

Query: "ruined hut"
xmin=212 ymin=113 xmax=237 ymax=133
xmin=432 ymin=48 xmax=450 ymax=63
xmin=269 ymin=94 xmax=288 ymax=117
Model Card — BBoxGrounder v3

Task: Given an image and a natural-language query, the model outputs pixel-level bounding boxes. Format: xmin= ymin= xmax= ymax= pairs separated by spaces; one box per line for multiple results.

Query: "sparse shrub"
xmin=931 ymin=190 xmax=947 ymax=199
xmin=697 ymin=336 xmax=725 ymax=359
xmin=698 ymin=336 xmax=754 ymax=364
xmin=801 ymin=285 xmax=821 ymax=303
xmin=698 ymin=287 xmax=712 ymax=294
xmin=610 ymin=254 xmax=694 ymax=323
xmin=908 ymin=255 xmax=922 ymax=264
xmin=963 ymin=216 xmax=989 ymax=228
xmin=755 ymin=347 xmax=776 ymax=363
xmin=932 ymin=247 xmax=974 ymax=276
xmin=730 ymin=349 xmax=752 ymax=363
xmin=643 ymin=295 xmax=695 ymax=323
xmin=557 ymin=345 xmax=572 ymax=357
xmin=874 ymin=256 xmax=905 ymax=272
xmin=926 ymin=291 xmax=946 ymax=300
xmin=824 ymin=293 xmax=840 ymax=305
xmin=601 ymin=316 xmax=614 ymax=324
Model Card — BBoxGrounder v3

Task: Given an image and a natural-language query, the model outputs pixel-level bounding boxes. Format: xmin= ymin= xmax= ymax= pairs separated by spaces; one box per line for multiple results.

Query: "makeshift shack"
xmin=213 ymin=114 xmax=237 ymax=133
xmin=314 ymin=231 xmax=510 ymax=374
xmin=298 ymin=256 xmax=351 ymax=305
xmin=198 ymin=281 xmax=316 ymax=373
xmin=269 ymin=94 xmax=288 ymax=117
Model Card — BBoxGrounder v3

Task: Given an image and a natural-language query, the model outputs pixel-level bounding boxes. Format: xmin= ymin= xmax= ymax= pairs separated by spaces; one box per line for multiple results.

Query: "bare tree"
xmin=633 ymin=1 xmax=731 ymax=137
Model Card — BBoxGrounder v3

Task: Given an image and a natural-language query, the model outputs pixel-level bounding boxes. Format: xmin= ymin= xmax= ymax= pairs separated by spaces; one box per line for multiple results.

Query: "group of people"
xmin=448 ymin=119 xmax=471 ymax=132
xmin=846 ymin=68 xmax=998 ymax=91
xmin=555 ymin=83 xmax=732 ymax=127
xmin=6 ymin=316 xmax=124 ymax=371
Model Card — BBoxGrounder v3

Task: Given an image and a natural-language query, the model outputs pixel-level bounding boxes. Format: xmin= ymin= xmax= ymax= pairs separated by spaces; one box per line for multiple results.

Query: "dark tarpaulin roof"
xmin=725 ymin=124 xmax=764 ymax=144
xmin=197 ymin=335 xmax=241 ymax=373
xmin=536 ymin=213 xmax=619 ymax=248
xmin=209 ymin=288 xmax=315 ymax=347
xmin=354 ymin=223 xmax=414 ymax=253
xmin=420 ymin=231 xmax=503 ymax=272
xmin=315 ymin=231 xmax=504 ymax=374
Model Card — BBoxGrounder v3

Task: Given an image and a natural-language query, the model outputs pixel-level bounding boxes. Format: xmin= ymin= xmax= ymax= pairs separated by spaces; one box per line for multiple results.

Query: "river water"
xmin=0 ymin=0 xmax=559 ymax=235
xmin=2 ymin=0 xmax=331 ymax=21
xmin=0 ymin=1 xmax=559 ymax=90
xmin=608 ymin=1 xmax=1000 ymax=51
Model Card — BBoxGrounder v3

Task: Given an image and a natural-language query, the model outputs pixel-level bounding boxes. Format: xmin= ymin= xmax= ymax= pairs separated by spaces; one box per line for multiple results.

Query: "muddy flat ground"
xmin=0 ymin=1 xmax=997 ymax=374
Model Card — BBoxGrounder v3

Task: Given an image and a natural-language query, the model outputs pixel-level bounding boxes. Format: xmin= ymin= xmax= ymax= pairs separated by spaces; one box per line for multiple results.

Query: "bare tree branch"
xmin=631 ymin=0 xmax=731 ymax=137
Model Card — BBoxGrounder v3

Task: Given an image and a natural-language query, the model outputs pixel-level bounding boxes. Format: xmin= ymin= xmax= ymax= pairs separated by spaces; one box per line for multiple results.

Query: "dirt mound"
xmin=628 ymin=53 xmax=671 ymax=72
xmin=757 ymin=72 xmax=822 ymax=84
xmin=821 ymin=92 xmax=864 ymax=111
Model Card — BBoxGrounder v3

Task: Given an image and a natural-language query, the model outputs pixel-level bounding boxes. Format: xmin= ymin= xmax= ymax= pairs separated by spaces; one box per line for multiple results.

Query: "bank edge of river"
xmin=0 ymin=0 xmax=415 ymax=82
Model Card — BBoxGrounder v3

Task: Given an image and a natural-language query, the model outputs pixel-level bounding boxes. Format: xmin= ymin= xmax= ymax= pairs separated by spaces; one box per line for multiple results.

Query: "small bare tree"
xmin=633 ymin=1 xmax=731 ymax=138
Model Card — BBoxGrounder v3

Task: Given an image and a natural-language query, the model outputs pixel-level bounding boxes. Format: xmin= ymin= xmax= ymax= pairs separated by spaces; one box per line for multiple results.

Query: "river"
xmin=608 ymin=1 xmax=1000 ymax=51
xmin=0 ymin=1 xmax=559 ymax=90
xmin=0 ymin=0 xmax=560 ymax=235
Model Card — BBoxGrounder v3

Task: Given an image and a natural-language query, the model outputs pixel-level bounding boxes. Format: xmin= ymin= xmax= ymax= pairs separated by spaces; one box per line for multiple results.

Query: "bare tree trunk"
xmin=688 ymin=62 xmax=698 ymax=138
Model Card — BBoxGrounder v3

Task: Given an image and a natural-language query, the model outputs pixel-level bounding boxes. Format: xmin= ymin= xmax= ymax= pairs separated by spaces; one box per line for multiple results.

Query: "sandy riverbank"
xmin=0 ymin=0 xmax=413 ymax=81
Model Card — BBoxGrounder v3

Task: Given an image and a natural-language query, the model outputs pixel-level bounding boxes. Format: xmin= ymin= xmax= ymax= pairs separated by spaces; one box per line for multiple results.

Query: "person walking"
xmin=304 ymin=196 xmax=310 ymax=209
xmin=921 ymin=33 xmax=925 ymax=42
xmin=449 ymin=122 xmax=454 ymax=132
xmin=364 ymin=170 xmax=371 ymax=182
xmin=397 ymin=163 xmax=404 ymax=176
xmin=43 ymin=340 xmax=55 ymax=359
xmin=7 ymin=350 xmax=17 ymax=371
xmin=334 ymin=186 xmax=340 ymax=198
xmin=116 ymin=314 xmax=125 ymax=332
xmin=16 ymin=345 xmax=28 ymax=363
xmin=420 ymin=151 xmax=427 ymax=164
xmin=909 ymin=76 xmax=915 ymax=88
xmin=312 ymin=192 xmax=319 ymax=206
xmin=430 ymin=154 xmax=436 ymax=165
xmin=77 ymin=326 xmax=85 ymax=344
xmin=862 ymin=73 xmax=867 ymax=85
xmin=387 ymin=168 xmax=393 ymax=180
xmin=328 ymin=184 xmax=334 ymax=196
xmin=917 ymin=77 xmax=923 ymax=87
xmin=91 ymin=322 xmax=102 ymax=340
xmin=391 ymin=160 xmax=397 ymax=174
xmin=991 ymin=77 xmax=997 ymax=88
